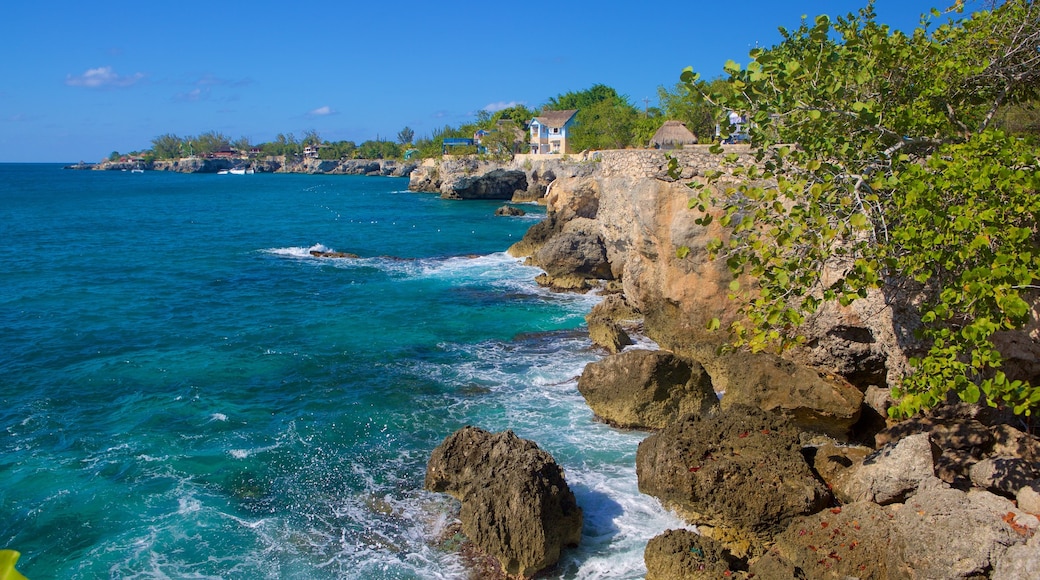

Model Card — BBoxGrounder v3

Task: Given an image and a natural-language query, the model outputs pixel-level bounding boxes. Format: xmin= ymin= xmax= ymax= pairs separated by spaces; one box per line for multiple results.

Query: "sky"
xmin=1 ymin=0 xmax=968 ymax=162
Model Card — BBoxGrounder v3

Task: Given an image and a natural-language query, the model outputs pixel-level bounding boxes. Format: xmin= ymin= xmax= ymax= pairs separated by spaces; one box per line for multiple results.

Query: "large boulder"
xmin=644 ymin=529 xmax=738 ymax=579
xmin=424 ymin=427 xmax=582 ymax=578
xmin=636 ymin=405 xmax=831 ymax=556
xmin=835 ymin=432 xmax=943 ymax=505
xmin=715 ymin=352 xmax=864 ymax=440
xmin=532 ymin=218 xmax=614 ymax=281
xmin=577 ymin=349 xmax=717 ymax=429
xmin=585 ymin=294 xmax=638 ymax=353
xmin=760 ymin=501 xmax=910 ymax=580
xmin=890 ymin=487 xmax=1037 ymax=578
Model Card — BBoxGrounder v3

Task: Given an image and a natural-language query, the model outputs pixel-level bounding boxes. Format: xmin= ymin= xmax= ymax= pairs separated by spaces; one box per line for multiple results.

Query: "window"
xmin=551 ymin=127 xmax=560 ymax=134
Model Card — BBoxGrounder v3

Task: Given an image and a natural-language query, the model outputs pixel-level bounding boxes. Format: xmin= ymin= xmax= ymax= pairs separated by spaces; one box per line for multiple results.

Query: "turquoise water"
xmin=0 ymin=164 xmax=683 ymax=579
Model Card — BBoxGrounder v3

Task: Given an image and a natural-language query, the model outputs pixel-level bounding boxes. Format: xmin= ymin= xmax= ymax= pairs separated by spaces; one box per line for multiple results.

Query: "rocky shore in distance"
xmin=66 ymin=156 xmax=417 ymax=176
xmin=420 ymin=148 xmax=1040 ymax=578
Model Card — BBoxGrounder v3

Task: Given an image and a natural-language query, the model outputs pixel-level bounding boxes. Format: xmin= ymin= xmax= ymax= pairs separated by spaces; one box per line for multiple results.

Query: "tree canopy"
xmin=679 ymin=0 xmax=1040 ymax=417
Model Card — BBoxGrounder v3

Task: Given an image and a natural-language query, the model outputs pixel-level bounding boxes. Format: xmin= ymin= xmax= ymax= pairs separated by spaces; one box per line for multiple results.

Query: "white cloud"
xmin=483 ymin=101 xmax=525 ymax=112
xmin=65 ymin=66 xmax=144 ymax=89
xmin=174 ymin=88 xmax=208 ymax=102
xmin=307 ymin=106 xmax=336 ymax=117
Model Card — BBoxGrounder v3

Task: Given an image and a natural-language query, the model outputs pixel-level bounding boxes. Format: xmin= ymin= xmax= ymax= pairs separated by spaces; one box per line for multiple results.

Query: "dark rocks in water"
xmin=577 ymin=349 xmax=717 ymax=430
xmin=309 ymin=250 xmax=359 ymax=259
xmin=424 ymin=426 xmax=582 ymax=578
xmin=636 ymin=405 xmax=831 ymax=557
xmin=444 ymin=169 xmax=528 ymax=200
xmin=495 ymin=205 xmax=526 ymax=217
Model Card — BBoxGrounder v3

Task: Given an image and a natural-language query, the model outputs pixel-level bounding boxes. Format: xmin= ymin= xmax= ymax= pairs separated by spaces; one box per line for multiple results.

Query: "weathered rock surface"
xmin=636 ymin=405 xmax=831 ymax=556
xmin=577 ymin=349 xmax=717 ymax=429
xmin=494 ymin=205 xmax=526 ymax=216
xmin=993 ymin=533 xmax=1040 ymax=580
xmin=834 ymin=432 xmax=941 ymax=505
xmin=424 ymin=426 xmax=582 ymax=578
xmin=444 ymin=168 xmax=527 ymax=200
xmin=531 ymin=218 xmax=614 ymax=283
xmin=644 ymin=529 xmax=737 ymax=579
xmin=716 ymin=352 xmax=865 ymax=440
xmin=585 ymin=294 xmax=639 ymax=352
xmin=891 ymin=487 xmax=1035 ymax=578
xmin=759 ymin=488 xmax=1038 ymax=579
xmin=762 ymin=501 xmax=909 ymax=580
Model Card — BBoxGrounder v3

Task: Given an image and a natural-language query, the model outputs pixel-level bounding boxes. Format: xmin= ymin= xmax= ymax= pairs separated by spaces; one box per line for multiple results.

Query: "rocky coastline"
xmin=66 ymin=156 xmax=416 ymax=176
xmin=419 ymin=149 xmax=1040 ymax=578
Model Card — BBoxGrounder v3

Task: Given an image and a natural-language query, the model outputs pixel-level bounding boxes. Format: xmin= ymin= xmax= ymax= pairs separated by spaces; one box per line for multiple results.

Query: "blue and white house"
xmin=529 ymin=109 xmax=578 ymax=154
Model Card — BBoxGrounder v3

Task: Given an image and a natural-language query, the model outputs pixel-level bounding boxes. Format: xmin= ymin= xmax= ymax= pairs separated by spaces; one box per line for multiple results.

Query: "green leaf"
xmin=707 ymin=317 xmax=722 ymax=331
xmin=676 ymin=246 xmax=691 ymax=259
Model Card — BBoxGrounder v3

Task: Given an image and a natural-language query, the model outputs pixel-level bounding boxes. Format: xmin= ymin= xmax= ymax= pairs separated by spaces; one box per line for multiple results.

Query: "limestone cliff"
xmin=507 ymin=147 xmax=915 ymax=394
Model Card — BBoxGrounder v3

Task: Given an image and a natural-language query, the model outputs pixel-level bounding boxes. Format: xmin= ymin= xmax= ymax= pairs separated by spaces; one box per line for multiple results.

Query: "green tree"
xmin=397 ymin=126 xmax=415 ymax=144
xmin=194 ymin=131 xmax=231 ymax=155
xmin=658 ymin=81 xmax=725 ymax=143
xmin=570 ymin=98 xmax=640 ymax=150
xmin=679 ymin=0 xmax=1040 ymax=417
xmin=545 ymin=84 xmax=625 ymax=111
xmin=151 ymin=133 xmax=184 ymax=159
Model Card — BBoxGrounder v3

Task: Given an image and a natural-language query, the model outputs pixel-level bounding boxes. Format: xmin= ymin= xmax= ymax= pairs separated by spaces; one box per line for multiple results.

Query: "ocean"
xmin=0 ymin=163 xmax=685 ymax=579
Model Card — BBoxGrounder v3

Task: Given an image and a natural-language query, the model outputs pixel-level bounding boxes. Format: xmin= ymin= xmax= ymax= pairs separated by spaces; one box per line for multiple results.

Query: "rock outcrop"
xmin=715 ymin=352 xmax=864 ymax=440
xmin=424 ymin=426 xmax=582 ymax=578
xmin=644 ymin=529 xmax=738 ymax=579
xmin=443 ymin=168 xmax=528 ymax=200
xmin=637 ymin=405 xmax=832 ymax=556
xmin=577 ymin=349 xmax=717 ymax=429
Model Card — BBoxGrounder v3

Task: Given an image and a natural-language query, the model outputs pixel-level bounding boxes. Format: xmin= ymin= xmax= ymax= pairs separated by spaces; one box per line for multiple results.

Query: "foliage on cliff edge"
xmin=678 ymin=0 xmax=1040 ymax=418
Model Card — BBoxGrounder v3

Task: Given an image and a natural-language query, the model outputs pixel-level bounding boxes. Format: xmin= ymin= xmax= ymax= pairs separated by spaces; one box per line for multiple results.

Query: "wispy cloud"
xmin=307 ymin=106 xmax=336 ymax=117
xmin=483 ymin=101 xmax=525 ymax=112
xmin=174 ymin=87 xmax=208 ymax=102
xmin=65 ymin=66 xmax=144 ymax=89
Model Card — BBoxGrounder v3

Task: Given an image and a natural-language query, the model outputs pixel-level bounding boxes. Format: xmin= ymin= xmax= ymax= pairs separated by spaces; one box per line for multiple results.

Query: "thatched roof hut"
xmin=651 ymin=120 xmax=698 ymax=149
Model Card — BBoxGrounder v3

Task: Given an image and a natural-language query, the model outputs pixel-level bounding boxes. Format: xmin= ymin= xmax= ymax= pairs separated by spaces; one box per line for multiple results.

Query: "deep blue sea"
xmin=0 ymin=164 xmax=684 ymax=579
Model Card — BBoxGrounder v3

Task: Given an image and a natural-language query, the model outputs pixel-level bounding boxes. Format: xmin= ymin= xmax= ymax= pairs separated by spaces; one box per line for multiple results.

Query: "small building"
xmin=442 ymin=137 xmax=476 ymax=155
xmin=650 ymin=120 xmax=698 ymax=150
xmin=529 ymin=109 xmax=578 ymax=154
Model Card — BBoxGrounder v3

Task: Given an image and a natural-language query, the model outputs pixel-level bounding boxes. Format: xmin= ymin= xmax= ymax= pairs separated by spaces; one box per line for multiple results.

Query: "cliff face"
xmin=508 ymin=147 xmax=914 ymax=391
xmin=408 ymin=154 xmax=595 ymax=201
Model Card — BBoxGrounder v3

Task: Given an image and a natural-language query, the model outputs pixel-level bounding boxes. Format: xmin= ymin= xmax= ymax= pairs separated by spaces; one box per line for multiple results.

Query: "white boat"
xmin=221 ymin=167 xmax=254 ymax=175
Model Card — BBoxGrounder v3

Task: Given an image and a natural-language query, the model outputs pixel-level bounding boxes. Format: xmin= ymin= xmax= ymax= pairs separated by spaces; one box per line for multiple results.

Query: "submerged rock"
xmin=424 ymin=426 xmax=582 ymax=578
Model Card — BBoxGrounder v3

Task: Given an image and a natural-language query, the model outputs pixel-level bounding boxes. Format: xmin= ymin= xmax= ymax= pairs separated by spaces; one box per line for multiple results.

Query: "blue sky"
xmin=2 ymin=0 xmax=962 ymax=162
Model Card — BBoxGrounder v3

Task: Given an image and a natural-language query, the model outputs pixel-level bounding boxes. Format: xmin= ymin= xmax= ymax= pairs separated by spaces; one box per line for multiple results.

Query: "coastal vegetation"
xmin=678 ymin=0 xmax=1040 ymax=418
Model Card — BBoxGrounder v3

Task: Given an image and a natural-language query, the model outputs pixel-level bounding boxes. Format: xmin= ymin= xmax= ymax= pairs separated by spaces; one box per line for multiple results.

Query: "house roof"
xmin=651 ymin=120 xmax=698 ymax=145
xmin=533 ymin=109 xmax=578 ymax=128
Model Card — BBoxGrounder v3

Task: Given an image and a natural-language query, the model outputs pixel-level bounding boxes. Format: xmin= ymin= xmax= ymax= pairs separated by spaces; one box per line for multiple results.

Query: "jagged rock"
xmin=836 ymin=432 xmax=941 ymax=505
xmin=424 ymin=426 xmax=582 ymax=578
xmin=532 ymin=221 xmax=613 ymax=281
xmin=636 ymin=405 xmax=831 ymax=556
xmin=811 ymin=441 xmax=872 ymax=496
xmin=309 ymin=250 xmax=359 ymax=259
xmin=494 ymin=205 xmax=526 ymax=216
xmin=644 ymin=529 xmax=738 ymax=579
xmin=993 ymin=533 xmax=1040 ymax=580
xmin=586 ymin=318 xmax=633 ymax=353
xmin=444 ymin=168 xmax=527 ymax=200
xmin=715 ymin=352 xmax=864 ymax=440
xmin=969 ymin=456 xmax=1040 ymax=496
xmin=585 ymin=294 xmax=638 ymax=353
xmin=764 ymin=501 xmax=910 ymax=580
xmin=891 ymin=488 xmax=1036 ymax=578
xmin=1017 ymin=479 xmax=1040 ymax=514
xmin=577 ymin=349 xmax=717 ymax=429
xmin=991 ymin=423 xmax=1040 ymax=462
